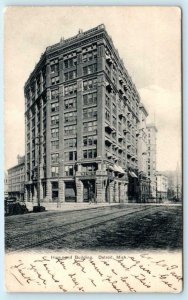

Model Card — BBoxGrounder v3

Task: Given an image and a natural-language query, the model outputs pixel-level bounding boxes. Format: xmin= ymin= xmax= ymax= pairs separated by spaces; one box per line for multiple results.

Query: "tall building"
xmin=7 ymin=155 xmax=25 ymax=200
xmin=24 ymin=24 xmax=142 ymax=206
xmin=156 ymin=173 xmax=168 ymax=200
xmin=137 ymin=103 xmax=150 ymax=202
xmin=146 ymin=123 xmax=157 ymax=199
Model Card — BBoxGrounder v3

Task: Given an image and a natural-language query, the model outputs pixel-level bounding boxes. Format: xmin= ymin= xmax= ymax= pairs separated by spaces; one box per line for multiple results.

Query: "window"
xmin=64 ymin=111 xmax=77 ymax=123
xmin=65 ymin=151 xmax=77 ymax=161
xmin=64 ymin=138 xmax=77 ymax=148
xmin=51 ymin=63 xmax=59 ymax=74
xmin=32 ymin=118 xmax=35 ymax=128
xmin=82 ymin=49 xmax=97 ymax=62
xmin=105 ymin=65 xmax=111 ymax=76
xmin=83 ymin=121 xmax=97 ymax=133
xmin=51 ymin=76 xmax=59 ymax=85
xmin=51 ymin=140 xmax=59 ymax=150
xmin=51 ymin=115 xmax=59 ymax=125
xmin=64 ymin=97 xmax=76 ymax=110
xmin=64 ymin=125 xmax=76 ymax=136
xmin=32 ymin=129 xmax=35 ymax=138
xmin=112 ymin=116 xmax=116 ymax=127
xmin=51 ymin=102 xmax=59 ymax=112
xmin=82 ymin=164 xmax=97 ymax=173
xmin=83 ymin=64 xmax=97 ymax=75
xmin=51 ymin=128 xmax=59 ymax=138
xmin=112 ymin=132 xmax=116 ymax=140
xmin=105 ymin=109 xmax=110 ymax=121
xmin=112 ymin=103 xmax=117 ymax=115
xmin=52 ymin=182 xmax=58 ymax=190
xmin=64 ymin=58 xmax=77 ymax=69
xmin=51 ymin=166 xmax=59 ymax=177
xmin=65 ymin=165 xmax=74 ymax=176
xmin=64 ymin=73 xmax=68 ymax=81
xmin=83 ymin=107 xmax=97 ymax=119
xmin=105 ymin=95 xmax=110 ymax=108
xmin=64 ymin=60 xmax=68 ymax=69
xmin=83 ymin=78 xmax=97 ymax=91
xmin=83 ymin=135 xmax=97 ymax=147
xmin=64 ymin=84 xmax=77 ymax=96
xmin=83 ymin=149 xmax=97 ymax=159
xmin=51 ymin=153 xmax=59 ymax=163
xmin=83 ymin=93 xmax=97 ymax=106
xmin=64 ymin=70 xmax=76 ymax=81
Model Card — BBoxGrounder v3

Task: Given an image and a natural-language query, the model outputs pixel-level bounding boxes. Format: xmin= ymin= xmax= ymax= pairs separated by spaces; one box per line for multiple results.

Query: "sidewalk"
xmin=25 ymin=201 xmax=120 ymax=212
xmin=25 ymin=201 xmax=182 ymax=213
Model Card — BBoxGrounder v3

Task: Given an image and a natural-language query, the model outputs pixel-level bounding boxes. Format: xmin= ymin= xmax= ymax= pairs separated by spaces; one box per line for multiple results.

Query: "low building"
xmin=156 ymin=173 xmax=168 ymax=200
xmin=4 ymin=172 xmax=9 ymax=199
xmin=7 ymin=155 xmax=25 ymax=201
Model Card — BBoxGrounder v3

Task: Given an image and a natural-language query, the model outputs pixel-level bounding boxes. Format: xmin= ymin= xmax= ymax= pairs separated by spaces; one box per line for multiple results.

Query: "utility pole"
xmin=35 ymin=135 xmax=43 ymax=209
xmin=176 ymin=162 xmax=179 ymax=201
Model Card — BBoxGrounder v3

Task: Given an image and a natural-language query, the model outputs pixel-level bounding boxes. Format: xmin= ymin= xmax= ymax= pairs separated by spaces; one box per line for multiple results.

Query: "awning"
xmin=129 ymin=171 xmax=138 ymax=178
xmin=107 ymin=165 xmax=114 ymax=171
xmin=118 ymin=166 xmax=126 ymax=174
xmin=114 ymin=164 xmax=120 ymax=172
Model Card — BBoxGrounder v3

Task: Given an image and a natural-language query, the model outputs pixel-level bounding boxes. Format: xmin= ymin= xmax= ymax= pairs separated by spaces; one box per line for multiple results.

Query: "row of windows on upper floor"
xmin=27 ymin=98 xmax=137 ymax=134
xmin=27 ymin=88 xmax=137 ymax=126
xmin=50 ymin=135 xmax=97 ymax=148
xmin=50 ymin=108 xmax=98 ymax=126
xmin=27 ymin=96 xmax=137 ymax=134
xmin=26 ymin=39 xmax=139 ymax=99
xmin=26 ymin=65 xmax=133 ymax=105
xmin=51 ymin=44 xmax=133 ymax=89
xmin=50 ymin=148 xmax=98 ymax=168
xmin=50 ymin=48 xmax=98 ymax=72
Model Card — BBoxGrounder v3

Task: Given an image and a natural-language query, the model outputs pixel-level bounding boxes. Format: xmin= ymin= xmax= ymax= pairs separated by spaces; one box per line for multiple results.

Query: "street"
xmin=5 ymin=204 xmax=182 ymax=252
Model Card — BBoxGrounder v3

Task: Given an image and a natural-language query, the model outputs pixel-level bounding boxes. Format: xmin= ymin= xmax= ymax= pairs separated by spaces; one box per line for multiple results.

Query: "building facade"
xmin=7 ymin=155 xmax=25 ymax=200
xmin=137 ymin=103 xmax=150 ymax=202
xmin=24 ymin=24 xmax=144 ymax=205
xmin=163 ymin=168 xmax=182 ymax=201
xmin=146 ymin=124 xmax=157 ymax=199
xmin=4 ymin=172 xmax=8 ymax=199
xmin=156 ymin=173 xmax=168 ymax=200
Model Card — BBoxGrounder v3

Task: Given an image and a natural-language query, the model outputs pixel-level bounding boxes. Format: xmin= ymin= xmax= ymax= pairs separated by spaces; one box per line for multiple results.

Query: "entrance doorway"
xmin=65 ymin=181 xmax=76 ymax=202
xmin=83 ymin=180 xmax=95 ymax=202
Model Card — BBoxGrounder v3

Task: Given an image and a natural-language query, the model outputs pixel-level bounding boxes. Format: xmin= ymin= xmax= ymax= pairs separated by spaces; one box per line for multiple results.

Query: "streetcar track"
xmin=6 ymin=205 xmax=149 ymax=239
xmin=6 ymin=206 xmax=149 ymax=240
xmin=5 ymin=204 xmax=122 ymax=228
xmin=7 ymin=206 xmax=155 ymax=252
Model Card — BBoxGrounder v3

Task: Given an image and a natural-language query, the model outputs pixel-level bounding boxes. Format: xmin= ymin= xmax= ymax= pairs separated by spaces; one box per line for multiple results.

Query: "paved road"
xmin=5 ymin=204 xmax=182 ymax=252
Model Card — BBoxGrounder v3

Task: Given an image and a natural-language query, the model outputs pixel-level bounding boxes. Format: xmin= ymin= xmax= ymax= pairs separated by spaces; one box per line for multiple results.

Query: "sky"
xmin=4 ymin=6 xmax=181 ymax=172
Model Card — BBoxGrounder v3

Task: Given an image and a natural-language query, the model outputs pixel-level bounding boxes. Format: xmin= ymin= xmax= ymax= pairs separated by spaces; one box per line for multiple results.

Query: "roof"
xmin=146 ymin=123 xmax=158 ymax=132
xmin=139 ymin=103 xmax=148 ymax=117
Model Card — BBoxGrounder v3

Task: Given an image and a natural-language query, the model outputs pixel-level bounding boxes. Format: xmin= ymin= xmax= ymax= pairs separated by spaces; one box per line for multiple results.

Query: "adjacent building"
xmin=137 ymin=103 xmax=150 ymax=202
xmin=4 ymin=172 xmax=8 ymax=199
xmin=163 ymin=168 xmax=182 ymax=201
xmin=24 ymin=24 xmax=143 ymax=206
xmin=7 ymin=155 xmax=25 ymax=200
xmin=156 ymin=173 xmax=168 ymax=200
xmin=146 ymin=123 xmax=157 ymax=199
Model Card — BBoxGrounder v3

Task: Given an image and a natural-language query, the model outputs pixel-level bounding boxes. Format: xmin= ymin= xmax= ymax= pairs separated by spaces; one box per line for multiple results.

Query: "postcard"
xmin=4 ymin=6 xmax=182 ymax=293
